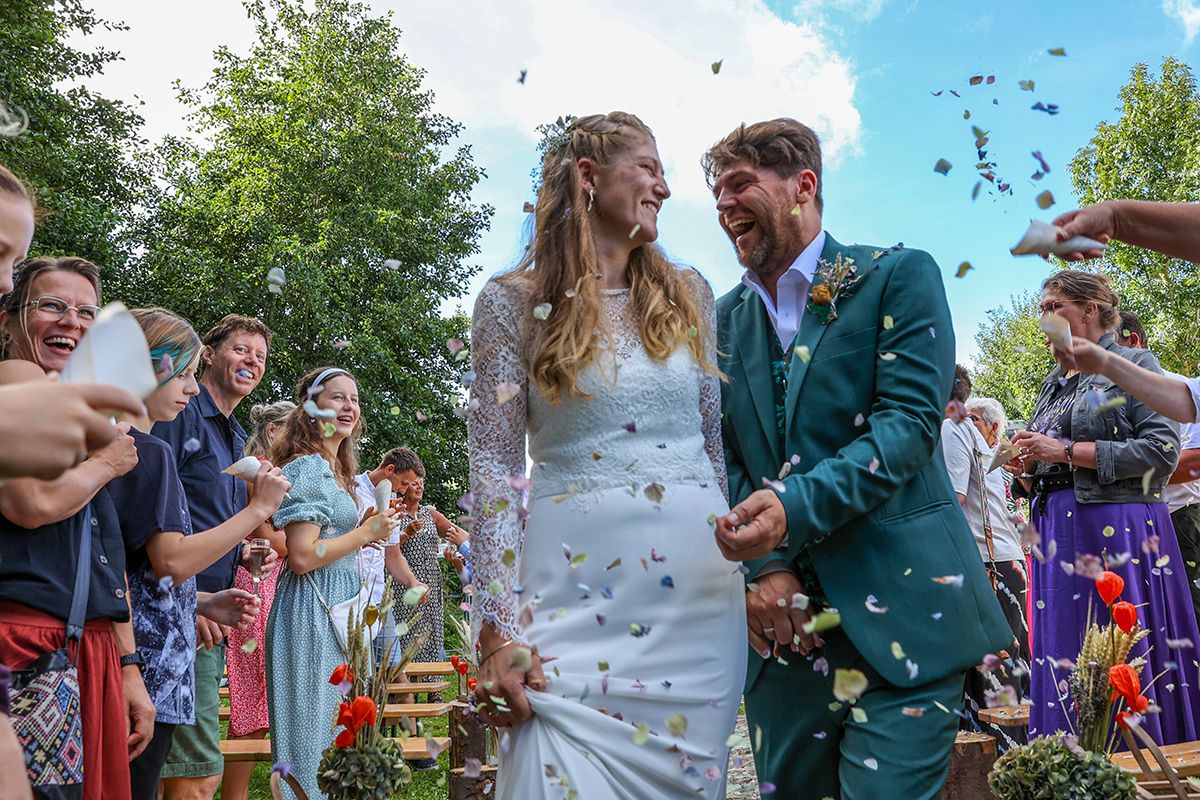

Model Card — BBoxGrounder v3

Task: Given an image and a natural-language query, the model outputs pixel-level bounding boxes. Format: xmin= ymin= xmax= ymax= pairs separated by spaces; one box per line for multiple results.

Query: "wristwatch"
xmin=119 ymin=651 xmax=146 ymax=672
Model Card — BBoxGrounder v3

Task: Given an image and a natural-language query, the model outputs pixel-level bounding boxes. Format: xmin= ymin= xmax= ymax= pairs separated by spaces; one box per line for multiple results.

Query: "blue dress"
xmin=266 ymin=454 xmax=363 ymax=799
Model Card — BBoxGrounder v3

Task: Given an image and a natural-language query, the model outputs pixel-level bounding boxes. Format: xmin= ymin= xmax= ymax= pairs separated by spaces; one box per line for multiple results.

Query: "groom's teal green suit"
xmin=718 ymin=234 xmax=1012 ymax=799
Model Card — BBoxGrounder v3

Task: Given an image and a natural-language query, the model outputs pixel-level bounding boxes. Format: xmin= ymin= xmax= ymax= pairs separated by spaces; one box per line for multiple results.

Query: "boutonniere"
xmin=807 ymin=253 xmax=862 ymax=324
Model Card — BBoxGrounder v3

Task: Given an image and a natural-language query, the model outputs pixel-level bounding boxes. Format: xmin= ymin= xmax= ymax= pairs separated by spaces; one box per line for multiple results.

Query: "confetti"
xmin=628 ymin=224 xmax=641 ymax=239
xmin=569 ymin=553 xmax=588 ymax=568
xmin=1036 ymin=190 xmax=1055 ymax=209
xmin=632 ymin=722 xmax=650 ymax=745
xmin=402 ymin=585 xmax=428 ymax=606
xmin=791 ymin=205 xmax=802 ymax=216
xmin=660 ymin=575 xmax=674 ymax=588
xmin=1142 ymin=468 xmax=1155 ymax=495
xmin=183 ymin=437 xmax=201 ymax=453
xmin=864 ymin=757 xmax=879 ymax=771
xmin=510 ymin=646 xmax=533 ymax=672
xmin=878 ymin=353 xmax=897 ymax=362
xmin=629 ymin=623 xmax=651 ymax=637
xmin=622 ymin=420 xmax=637 ymax=433
xmin=241 ymin=638 xmax=258 ymax=654
xmin=1019 ymin=79 xmax=1036 ymax=91
xmin=711 ymin=60 xmax=723 ymax=75
xmin=794 ymin=344 xmax=811 ymax=362
xmin=932 ymin=574 xmax=964 ymax=587
xmin=955 ymin=261 xmax=973 ymax=278
xmin=665 ymin=713 xmax=688 ymax=737
xmin=158 ymin=575 xmax=174 ymax=591
xmin=882 ymin=315 xmax=894 ymax=330
xmin=495 ymin=382 xmax=520 ymax=405
xmin=532 ymin=303 xmax=552 ymax=320
xmin=643 ymin=483 xmax=665 ymax=503
xmin=1048 ymin=47 xmax=1067 ymax=56
xmin=833 ymin=668 xmax=868 ymax=702
xmin=865 ymin=595 xmax=888 ymax=614
xmin=851 ymin=707 xmax=869 ymax=724
xmin=891 ymin=641 xmax=906 ymax=659
xmin=902 ymin=706 xmax=925 ymax=717
xmin=266 ymin=267 xmax=286 ymax=294
xmin=868 ymin=458 xmax=880 ymax=474
xmin=802 ymin=609 xmax=841 ymax=634
xmin=933 ymin=159 xmax=952 ymax=176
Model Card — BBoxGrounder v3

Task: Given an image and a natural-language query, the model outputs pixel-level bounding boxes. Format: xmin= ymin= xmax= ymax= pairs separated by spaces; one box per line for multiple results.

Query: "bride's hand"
xmin=475 ymin=639 xmax=546 ymax=728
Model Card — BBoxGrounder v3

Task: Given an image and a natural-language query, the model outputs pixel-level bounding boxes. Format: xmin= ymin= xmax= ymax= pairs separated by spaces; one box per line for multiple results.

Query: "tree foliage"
xmin=1068 ymin=56 xmax=1200 ymax=372
xmin=0 ymin=0 xmax=150 ymax=270
xmin=119 ymin=0 xmax=492 ymax=511
xmin=971 ymin=291 xmax=1055 ymax=422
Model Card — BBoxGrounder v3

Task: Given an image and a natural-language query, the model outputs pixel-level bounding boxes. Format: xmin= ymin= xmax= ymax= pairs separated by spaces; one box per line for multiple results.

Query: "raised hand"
xmin=715 ymin=489 xmax=787 ymax=561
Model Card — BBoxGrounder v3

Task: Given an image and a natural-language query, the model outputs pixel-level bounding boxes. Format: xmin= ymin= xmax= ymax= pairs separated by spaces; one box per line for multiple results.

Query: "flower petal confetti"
xmin=532 ymin=303 xmax=552 ymax=320
xmin=832 ymin=668 xmax=868 ymax=702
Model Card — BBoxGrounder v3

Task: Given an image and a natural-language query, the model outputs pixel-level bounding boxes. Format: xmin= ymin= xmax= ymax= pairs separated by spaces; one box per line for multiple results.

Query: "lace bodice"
xmin=467 ymin=271 xmax=727 ymax=645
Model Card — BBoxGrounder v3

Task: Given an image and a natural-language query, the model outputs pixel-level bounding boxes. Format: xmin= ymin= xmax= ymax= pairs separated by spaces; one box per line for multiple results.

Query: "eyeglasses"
xmin=398 ymin=480 xmax=425 ymax=489
xmin=1038 ymin=299 xmax=1077 ymax=316
xmin=25 ymin=296 xmax=101 ymax=323
xmin=967 ymin=414 xmax=981 ymax=423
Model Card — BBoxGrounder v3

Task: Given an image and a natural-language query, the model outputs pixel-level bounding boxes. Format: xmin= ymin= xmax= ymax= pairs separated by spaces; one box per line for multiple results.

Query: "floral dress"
xmin=392 ymin=505 xmax=443 ymax=664
xmin=225 ymin=559 xmax=280 ymax=736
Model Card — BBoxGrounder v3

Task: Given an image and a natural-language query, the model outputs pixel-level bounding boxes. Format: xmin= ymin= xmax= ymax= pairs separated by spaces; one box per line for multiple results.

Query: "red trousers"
xmin=0 ymin=602 xmax=131 ymax=800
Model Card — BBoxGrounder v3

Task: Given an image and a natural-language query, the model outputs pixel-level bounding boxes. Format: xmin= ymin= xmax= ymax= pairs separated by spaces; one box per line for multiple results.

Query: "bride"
xmin=467 ymin=112 xmax=747 ymax=799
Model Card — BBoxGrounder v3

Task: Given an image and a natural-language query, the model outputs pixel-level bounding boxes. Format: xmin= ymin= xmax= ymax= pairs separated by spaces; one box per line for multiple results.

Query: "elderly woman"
xmin=1010 ymin=270 xmax=1200 ymax=745
xmin=942 ymin=395 xmax=1030 ymax=750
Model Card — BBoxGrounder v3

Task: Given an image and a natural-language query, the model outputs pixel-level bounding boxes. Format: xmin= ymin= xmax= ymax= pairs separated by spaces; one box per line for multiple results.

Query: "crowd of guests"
xmin=0 ymin=161 xmax=470 ymax=800
xmin=941 ymin=201 xmax=1200 ymax=753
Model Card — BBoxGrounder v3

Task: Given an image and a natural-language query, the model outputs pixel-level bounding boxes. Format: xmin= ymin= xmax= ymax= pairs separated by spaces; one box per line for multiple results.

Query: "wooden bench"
xmin=1112 ymin=740 xmax=1200 ymax=779
xmin=219 ymin=662 xmax=455 ymax=699
xmin=977 ymin=703 xmax=1031 ymax=728
xmin=220 ymin=736 xmax=449 ymax=762
xmin=221 ymin=701 xmax=451 ymax=722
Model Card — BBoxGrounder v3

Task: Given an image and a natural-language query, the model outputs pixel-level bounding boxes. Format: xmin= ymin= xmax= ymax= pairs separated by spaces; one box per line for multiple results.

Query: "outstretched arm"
xmin=1052 ymin=200 xmax=1200 ymax=264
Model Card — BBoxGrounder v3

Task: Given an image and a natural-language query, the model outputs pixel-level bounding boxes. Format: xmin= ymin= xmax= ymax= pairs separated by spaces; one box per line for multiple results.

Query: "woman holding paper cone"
xmin=100 ymin=307 xmax=291 ymax=793
xmin=265 ymin=367 xmax=404 ymax=800
xmin=0 ymin=255 xmax=155 ymax=800
xmin=1009 ymin=270 xmax=1200 ymax=745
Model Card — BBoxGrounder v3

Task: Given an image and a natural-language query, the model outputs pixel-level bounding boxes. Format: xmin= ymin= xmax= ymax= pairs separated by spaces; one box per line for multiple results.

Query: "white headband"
xmin=307 ymin=367 xmax=349 ymax=398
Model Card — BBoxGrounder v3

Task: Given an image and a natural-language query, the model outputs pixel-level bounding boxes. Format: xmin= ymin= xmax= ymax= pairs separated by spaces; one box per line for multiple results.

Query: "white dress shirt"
xmin=741 ymin=230 xmax=826 ymax=348
xmin=353 ymin=472 xmax=399 ymax=606
xmin=1163 ymin=372 xmax=1200 ymax=513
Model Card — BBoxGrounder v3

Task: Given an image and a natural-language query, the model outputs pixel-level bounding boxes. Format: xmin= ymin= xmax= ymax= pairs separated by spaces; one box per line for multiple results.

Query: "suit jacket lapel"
xmin=730 ymin=288 xmax=782 ymax=466
xmin=784 ymin=234 xmax=844 ymax=430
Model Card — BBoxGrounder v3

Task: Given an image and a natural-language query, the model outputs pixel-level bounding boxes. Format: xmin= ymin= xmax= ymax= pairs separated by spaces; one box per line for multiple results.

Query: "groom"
xmin=704 ymin=118 xmax=1011 ymax=798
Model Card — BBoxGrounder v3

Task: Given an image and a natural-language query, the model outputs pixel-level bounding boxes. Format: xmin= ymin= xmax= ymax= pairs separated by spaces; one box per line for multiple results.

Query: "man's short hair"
xmin=951 ymin=364 xmax=973 ymax=404
xmin=201 ymin=314 xmax=273 ymax=353
xmin=701 ymin=118 xmax=824 ymax=211
xmin=1118 ymin=310 xmax=1147 ymax=349
xmin=380 ymin=446 xmax=425 ymax=477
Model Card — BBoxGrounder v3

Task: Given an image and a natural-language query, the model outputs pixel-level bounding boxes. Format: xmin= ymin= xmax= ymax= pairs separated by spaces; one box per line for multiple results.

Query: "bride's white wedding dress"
xmin=468 ymin=271 xmax=747 ymax=800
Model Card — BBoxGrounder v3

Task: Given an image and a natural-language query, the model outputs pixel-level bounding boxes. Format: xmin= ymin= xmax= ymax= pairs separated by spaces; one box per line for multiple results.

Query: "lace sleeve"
xmin=687 ymin=269 xmax=729 ymax=501
xmin=466 ymin=279 xmax=531 ymax=648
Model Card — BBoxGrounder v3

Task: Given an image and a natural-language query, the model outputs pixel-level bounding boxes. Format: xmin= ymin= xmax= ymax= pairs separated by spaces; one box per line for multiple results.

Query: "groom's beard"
xmin=740 ymin=207 xmax=800 ymax=276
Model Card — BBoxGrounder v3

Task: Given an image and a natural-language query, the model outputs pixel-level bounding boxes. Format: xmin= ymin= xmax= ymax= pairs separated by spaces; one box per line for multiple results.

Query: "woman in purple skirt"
xmin=1011 ymin=270 xmax=1200 ymax=746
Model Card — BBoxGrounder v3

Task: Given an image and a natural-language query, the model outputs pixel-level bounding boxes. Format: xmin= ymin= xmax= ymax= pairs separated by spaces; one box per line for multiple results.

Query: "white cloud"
xmin=390 ymin=0 xmax=862 ymax=201
xmin=1163 ymin=0 xmax=1200 ymax=42
xmin=792 ymin=0 xmax=889 ymax=25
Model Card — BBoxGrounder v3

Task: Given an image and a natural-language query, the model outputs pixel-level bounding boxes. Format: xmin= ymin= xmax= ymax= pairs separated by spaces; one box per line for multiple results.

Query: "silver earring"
xmin=587 ymin=188 xmax=595 ymax=212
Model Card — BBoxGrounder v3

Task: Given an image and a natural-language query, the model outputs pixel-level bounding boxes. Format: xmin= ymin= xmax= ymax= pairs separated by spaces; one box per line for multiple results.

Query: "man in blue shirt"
xmin=152 ymin=314 xmax=273 ymax=800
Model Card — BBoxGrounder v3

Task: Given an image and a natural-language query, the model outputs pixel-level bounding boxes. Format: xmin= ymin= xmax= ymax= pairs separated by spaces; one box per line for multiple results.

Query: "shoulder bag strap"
xmin=66 ymin=506 xmax=95 ymax=643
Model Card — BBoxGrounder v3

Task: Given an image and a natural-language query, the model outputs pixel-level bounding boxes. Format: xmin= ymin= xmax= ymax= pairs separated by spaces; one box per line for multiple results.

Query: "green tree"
xmin=971 ymin=291 xmax=1055 ymax=422
xmin=1069 ymin=56 xmax=1200 ymax=373
xmin=128 ymin=0 xmax=492 ymax=511
xmin=0 ymin=0 xmax=149 ymax=271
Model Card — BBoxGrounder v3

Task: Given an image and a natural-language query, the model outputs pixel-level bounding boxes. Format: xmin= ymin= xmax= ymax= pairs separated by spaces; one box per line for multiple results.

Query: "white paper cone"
xmin=57 ymin=302 xmax=159 ymax=399
xmin=1011 ymin=219 xmax=1107 ymax=258
xmin=222 ymin=455 xmax=262 ymax=481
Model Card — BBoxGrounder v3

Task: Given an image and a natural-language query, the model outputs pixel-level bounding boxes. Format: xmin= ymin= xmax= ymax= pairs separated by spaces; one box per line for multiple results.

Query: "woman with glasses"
xmin=1008 ymin=269 xmax=1200 ymax=745
xmin=942 ymin=395 xmax=1030 ymax=751
xmin=0 ymin=256 xmax=153 ymax=799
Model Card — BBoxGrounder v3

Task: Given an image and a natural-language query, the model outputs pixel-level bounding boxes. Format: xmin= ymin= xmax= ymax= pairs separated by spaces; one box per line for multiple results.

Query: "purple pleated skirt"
xmin=1030 ymin=489 xmax=1200 ymax=746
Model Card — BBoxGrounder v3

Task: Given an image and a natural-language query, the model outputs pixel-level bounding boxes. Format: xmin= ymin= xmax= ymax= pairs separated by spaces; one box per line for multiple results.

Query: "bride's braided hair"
xmin=501 ymin=112 xmax=719 ymax=403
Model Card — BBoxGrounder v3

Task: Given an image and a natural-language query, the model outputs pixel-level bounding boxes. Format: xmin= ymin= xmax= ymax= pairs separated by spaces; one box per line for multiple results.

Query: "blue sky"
xmin=82 ymin=0 xmax=1199 ymax=363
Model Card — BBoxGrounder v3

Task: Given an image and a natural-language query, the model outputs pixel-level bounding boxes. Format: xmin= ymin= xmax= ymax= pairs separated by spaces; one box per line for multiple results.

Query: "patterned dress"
xmin=392 ymin=505 xmax=443 ymax=664
xmin=226 ymin=559 xmax=280 ymax=736
xmin=266 ymin=454 xmax=363 ymax=800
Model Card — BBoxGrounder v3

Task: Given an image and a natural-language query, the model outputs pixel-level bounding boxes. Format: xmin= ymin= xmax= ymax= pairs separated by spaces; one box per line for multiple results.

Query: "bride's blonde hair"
xmin=499 ymin=112 xmax=719 ymax=403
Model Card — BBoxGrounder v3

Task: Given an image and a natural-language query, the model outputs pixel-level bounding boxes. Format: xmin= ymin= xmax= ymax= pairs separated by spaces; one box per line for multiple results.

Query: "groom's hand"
xmin=746 ymin=571 xmax=822 ymax=658
xmin=716 ymin=489 xmax=787 ymax=561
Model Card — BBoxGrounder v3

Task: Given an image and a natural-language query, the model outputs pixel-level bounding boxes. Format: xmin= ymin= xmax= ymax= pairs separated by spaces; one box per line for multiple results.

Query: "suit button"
xmin=99 ymin=555 xmax=108 ymax=565
xmin=115 ymin=589 xmax=125 ymax=599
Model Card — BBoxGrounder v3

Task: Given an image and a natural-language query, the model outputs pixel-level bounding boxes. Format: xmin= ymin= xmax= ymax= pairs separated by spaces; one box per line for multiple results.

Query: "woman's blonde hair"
xmin=1042 ymin=270 xmax=1120 ymax=331
xmin=500 ymin=112 xmax=718 ymax=402
xmin=245 ymin=400 xmax=296 ymax=458
xmin=270 ymin=367 xmax=362 ymax=493
xmin=130 ymin=307 xmax=201 ymax=387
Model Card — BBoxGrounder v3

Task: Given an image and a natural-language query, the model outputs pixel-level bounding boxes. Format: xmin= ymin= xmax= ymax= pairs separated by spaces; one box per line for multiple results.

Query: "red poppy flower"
xmin=336 ymin=701 xmax=353 ymax=728
xmin=1112 ymin=601 xmax=1137 ymax=633
xmin=457 ymin=661 xmax=469 ymax=676
xmin=1128 ymin=693 xmax=1150 ymax=713
xmin=1109 ymin=663 xmax=1141 ymax=704
xmin=334 ymin=728 xmax=356 ymax=748
xmin=467 ymin=677 xmax=477 ymax=692
xmin=450 ymin=655 xmax=461 ymax=670
xmin=329 ymin=663 xmax=354 ymax=687
xmin=1096 ymin=571 xmax=1125 ymax=606
xmin=1116 ymin=711 xmax=1135 ymax=729
xmin=350 ymin=696 xmax=377 ymax=730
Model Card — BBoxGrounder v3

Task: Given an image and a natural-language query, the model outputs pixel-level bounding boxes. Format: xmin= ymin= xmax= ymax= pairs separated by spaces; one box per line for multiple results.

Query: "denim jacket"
xmin=1021 ymin=333 xmax=1180 ymax=504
